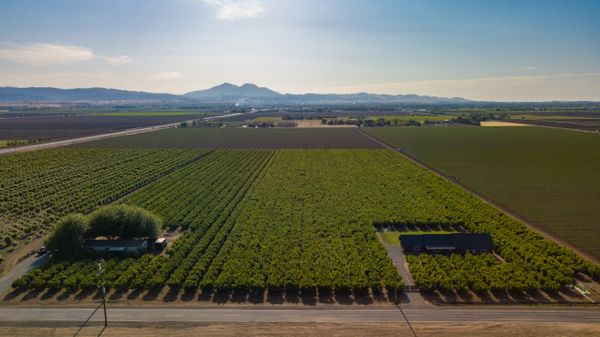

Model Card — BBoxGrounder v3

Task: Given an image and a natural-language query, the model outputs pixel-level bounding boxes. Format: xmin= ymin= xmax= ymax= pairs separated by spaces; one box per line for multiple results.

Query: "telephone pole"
xmin=97 ymin=259 xmax=108 ymax=327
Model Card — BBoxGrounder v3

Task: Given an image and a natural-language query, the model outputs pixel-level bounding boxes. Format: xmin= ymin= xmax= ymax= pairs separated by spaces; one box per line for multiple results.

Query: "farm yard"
xmin=3 ymin=126 xmax=599 ymax=305
xmin=73 ymin=128 xmax=381 ymax=149
xmin=367 ymin=126 xmax=600 ymax=262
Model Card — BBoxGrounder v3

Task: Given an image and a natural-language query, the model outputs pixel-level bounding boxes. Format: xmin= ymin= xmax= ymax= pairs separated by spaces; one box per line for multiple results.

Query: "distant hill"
xmin=0 ymin=83 xmax=470 ymax=104
xmin=183 ymin=83 xmax=470 ymax=104
xmin=184 ymin=83 xmax=281 ymax=101
xmin=0 ymin=87 xmax=182 ymax=102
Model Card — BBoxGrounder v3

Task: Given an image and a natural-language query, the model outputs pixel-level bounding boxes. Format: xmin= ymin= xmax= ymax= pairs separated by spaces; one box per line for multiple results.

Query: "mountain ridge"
xmin=0 ymin=83 xmax=471 ymax=104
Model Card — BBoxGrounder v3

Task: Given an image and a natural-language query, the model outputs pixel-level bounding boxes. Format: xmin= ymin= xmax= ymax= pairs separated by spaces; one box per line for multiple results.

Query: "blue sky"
xmin=1 ymin=0 xmax=599 ymax=101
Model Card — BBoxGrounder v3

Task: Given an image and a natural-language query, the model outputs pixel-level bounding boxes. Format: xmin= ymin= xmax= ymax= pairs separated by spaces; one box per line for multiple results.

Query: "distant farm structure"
xmin=400 ymin=233 xmax=494 ymax=255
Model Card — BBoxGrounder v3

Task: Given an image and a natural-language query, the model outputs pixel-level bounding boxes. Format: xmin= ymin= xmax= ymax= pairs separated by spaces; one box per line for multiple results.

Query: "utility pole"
xmin=394 ymin=258 xmax=398 ymax=303
xmin=97 ymin=259 xmax=108 ymax=327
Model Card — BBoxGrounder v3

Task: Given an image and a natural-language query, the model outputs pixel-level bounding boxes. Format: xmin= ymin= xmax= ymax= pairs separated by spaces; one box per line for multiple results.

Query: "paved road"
xmin=0 ymin=112 xmax=245 ymax=156
xmin=375 ymin=233 xmax=428 ymax=306
xmin=0 ymin=122 xmax=183 ymax=156
xmin=0 ymin=307 xmax=598 ymax=324
xmin=0 ymin=254 xmax=49 ymax=294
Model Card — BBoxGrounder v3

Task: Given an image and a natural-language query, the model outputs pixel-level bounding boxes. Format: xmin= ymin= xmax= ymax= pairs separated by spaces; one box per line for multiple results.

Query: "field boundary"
xmin=354 ymin=128 xmax=600 ymax=266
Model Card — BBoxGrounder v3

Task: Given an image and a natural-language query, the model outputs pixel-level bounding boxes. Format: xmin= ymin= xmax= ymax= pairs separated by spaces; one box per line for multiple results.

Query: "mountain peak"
xmin=184 ymin=82 xmax=282 ymax=100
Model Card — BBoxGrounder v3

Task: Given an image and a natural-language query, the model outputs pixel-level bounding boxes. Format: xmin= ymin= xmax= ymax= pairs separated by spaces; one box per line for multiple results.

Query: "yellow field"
xmin=480 ymin=121 xmax=528 ymax=127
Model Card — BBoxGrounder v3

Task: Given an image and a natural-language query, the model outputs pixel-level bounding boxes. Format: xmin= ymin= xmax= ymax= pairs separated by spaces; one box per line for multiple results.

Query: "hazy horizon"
xmin=1 ymin=0 xmax=600 ymax=102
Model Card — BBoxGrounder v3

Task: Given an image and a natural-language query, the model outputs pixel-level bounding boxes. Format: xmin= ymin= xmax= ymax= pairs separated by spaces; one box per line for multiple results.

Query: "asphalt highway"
xmin=0 ymin=307 xmax=598 ymax=324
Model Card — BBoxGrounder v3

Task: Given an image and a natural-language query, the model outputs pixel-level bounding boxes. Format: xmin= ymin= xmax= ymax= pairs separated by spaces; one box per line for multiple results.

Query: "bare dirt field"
xmin=480 ymin=121 xmax=528 ymax=127
xmin=295 ymin=120 xmax=356 ymax=128
xmin=1 ymin=322 xmax=599 ymax=337
xmin=0 ymin=115 xmax=195 ymax=141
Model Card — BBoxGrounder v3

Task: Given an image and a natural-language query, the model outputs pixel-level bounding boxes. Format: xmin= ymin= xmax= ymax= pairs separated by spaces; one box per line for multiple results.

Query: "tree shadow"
xmin=161 ymin=288 xmax=182 ymax=302
xmin=317 ymin=287 xmax=335 ymax=305
xmin=372 ymin=288 xmax=388 ymax=303
xmin=3 ymin=287 xmax=27 ymax=301
xmin=284 ymin=289 xmax=300 ymax=304
xmin=126 ymin=289 xmax=143 ymax=300
xmin=300 ymin=288 xmax=317 ymax=306
xmin=142 ymin=288 xmax=162 ymax=301
xmin=354 ymin=288 xmax=374 ymax=305
xmin=108 ymin=288 xmax=126 ymax=301
xmin=334 ymin=288 xmax=354 ymax=305
xmin=420 ymin=290 xmax=444 ymax=304
xmin=74 ymin=287 xmax=97 ymax=301
xmin=248 ymin=289 xmax=265 ymax=304
xmin=22 ymin=288 xmax=44 ymax=301
xmin=211 ymin=289 xmax=232 ymax=304
xmin=198 ymin=290 xmax=213 ymax=302
xmin=57 ymin=288 xmax=78 ymax=301
xmin=266 ymin=289 xmax=284 ymax=304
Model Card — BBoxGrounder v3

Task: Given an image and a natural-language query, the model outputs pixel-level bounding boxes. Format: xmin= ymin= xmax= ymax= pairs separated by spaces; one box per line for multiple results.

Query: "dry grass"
xmin=1 ymin=322 xmax=599 ymax=337
xmin=296 ymin=120 xmax=356 ymax=128
xmin=480 ymin=121 xmax=528 ymax=127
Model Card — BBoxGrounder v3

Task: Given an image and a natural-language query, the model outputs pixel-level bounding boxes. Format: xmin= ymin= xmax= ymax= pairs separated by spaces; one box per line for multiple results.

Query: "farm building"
xmin=83 ymin=239 xmax=148 ymax=256
xmin=400 ymin=233 xmax=494 ymax=254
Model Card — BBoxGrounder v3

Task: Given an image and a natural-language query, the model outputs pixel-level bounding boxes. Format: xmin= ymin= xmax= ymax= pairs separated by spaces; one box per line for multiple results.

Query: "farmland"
xmin=0 ymin=149 xmax=207 ymax=251
xmin=9 ymin=144 xmax=599 ymax=298
xmin=74 ymin=128 xmax=381 ymax=149
xmin=369 ymin=115 xmax=454 ymax=123
xmin=0 ymin=114 xmax=198 ymax=142
xmin=366 ymin=126 xmax=600 ymax=261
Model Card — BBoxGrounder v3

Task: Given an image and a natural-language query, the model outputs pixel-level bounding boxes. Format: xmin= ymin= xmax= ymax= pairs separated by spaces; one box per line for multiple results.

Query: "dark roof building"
xmin=83 ymin=239 xmax=148 ymax=256
xmin=399 ymin=233 xmax=494 ymax=255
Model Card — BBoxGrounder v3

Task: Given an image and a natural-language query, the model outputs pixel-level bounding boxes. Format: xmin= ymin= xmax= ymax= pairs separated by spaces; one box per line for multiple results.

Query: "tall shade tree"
xmin=88 ymin=204 xmax=161 ymax=239
xmin=46 ymin=214 xmax=89 ymax=259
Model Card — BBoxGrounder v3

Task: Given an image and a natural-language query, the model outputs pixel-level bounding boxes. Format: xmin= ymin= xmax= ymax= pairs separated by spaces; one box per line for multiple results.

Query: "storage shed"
xmin=83 ymin=239 xmax=148 ymax=256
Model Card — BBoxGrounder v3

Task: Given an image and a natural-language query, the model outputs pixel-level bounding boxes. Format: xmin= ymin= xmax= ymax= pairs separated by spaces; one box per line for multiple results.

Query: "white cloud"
xmin=203 ymin=0 xmax=265 ymax=20
xmin=519 ymin=66 xmax=538 ymax=71
xmin=0 ymin=42 xmax=94 ymax=65
xmin=105 ymin=55 xmax=132 ymax=65
xmin=150 ymin=71 xmax=181 ymax=80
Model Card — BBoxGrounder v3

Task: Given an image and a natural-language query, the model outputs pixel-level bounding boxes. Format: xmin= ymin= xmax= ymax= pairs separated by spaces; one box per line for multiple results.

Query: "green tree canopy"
xmin=46 ymin=214 xmax=89 ymax=259
xmin=88 ymin=204 xmax=162 ymax=239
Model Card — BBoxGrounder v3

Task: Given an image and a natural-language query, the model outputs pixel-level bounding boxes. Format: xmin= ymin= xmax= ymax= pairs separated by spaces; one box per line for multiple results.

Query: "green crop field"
xmin=0 ymin=149 xmax=207 ymax=249
xmin=12 ymin=147 xmax=598 ymax=295
xmin=367 ymin=126 xmax=600 ymax=262
xmin=74 ymin=128 xmax=381 ymax=149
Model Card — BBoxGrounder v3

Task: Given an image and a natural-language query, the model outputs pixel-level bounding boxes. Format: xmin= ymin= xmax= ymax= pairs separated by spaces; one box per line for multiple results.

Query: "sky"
xmin=0 ymin=0 xmax=599 ymax=101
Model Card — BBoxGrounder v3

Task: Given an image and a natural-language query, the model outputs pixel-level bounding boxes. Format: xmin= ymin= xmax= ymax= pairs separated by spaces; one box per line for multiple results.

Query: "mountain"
xmin=0 ymin=87 xmax=182 ymax=102
xmin=184 ymin=83 xmax=282 ymax=101
xmin=0 ymin=83 xmax=470 ymax=105
xmin=282 ymin=93 xmax=470 ymax=105
xmin=184 ymin=83 xmax=469 ymax=104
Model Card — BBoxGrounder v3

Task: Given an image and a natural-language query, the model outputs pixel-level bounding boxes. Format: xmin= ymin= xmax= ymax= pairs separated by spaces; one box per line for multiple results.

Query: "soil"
xmin=0 ymin=237 xmax=44 ymax=276
xmin=0 ymin=115 xmax=196 ymax=141
xmin=1 ymin=322 xmax=599 ymax=337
